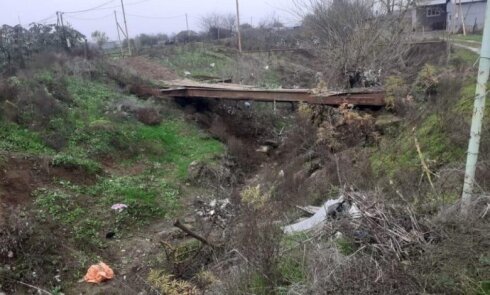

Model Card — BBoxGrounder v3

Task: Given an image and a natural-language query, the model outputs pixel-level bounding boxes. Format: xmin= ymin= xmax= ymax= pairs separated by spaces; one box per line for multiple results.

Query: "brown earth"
xmin=0 ymin=154 xmax=96 ymax=208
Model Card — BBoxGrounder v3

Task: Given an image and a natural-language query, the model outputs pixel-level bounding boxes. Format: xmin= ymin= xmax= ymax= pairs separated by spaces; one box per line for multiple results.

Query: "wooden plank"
xmin=159 ymin=87 xmax=385 ymax=106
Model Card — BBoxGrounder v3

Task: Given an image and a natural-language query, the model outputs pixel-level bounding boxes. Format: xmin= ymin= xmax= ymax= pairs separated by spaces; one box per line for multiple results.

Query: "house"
xmin=412 ymin=0 xmax=487 ymax=32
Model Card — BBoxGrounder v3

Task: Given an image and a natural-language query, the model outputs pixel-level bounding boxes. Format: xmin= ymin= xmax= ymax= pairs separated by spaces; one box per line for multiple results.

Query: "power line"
xmin=63 ymin=0 xmax=116 ymax=14
xmin=35 ymin=13 xmax=58 ymax=24
xmin=65 ymin=0 xmax=153 ymax=14
xmin=64 ymin=13 xmax=114 ymax=21
xmin=126 ymin=13 xmax=185 ymax=20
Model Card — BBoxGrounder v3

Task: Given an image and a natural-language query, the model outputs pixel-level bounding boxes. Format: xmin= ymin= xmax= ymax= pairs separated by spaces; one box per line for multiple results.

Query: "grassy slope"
xmin=0 ymin=68 xmax=224 ymax=289
xmin=371 ymin=48 xmax=483 ymax=192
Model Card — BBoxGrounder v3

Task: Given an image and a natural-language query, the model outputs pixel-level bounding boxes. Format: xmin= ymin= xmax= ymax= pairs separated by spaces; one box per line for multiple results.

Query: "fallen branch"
xmin=15 ymin=281 xmax=52 ymax=295
xmin=174 ymin=219 xmax=214 ymax=247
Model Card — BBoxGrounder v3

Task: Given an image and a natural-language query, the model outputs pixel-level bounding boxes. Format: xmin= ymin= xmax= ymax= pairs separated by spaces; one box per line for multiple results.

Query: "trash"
xmin=210 ymin=63 xmax=215 ymax=68
xmin=283 ymin=197 xmax=344 ymax=234
xmin=111 ymin=203 xmax=128 ymax=212
xmin=83 ymin=262 xmax=114 ymax=284
xmin=195 ymin=197 xmax=233 ymax=227
xmin=283 ymin=196 xmax=361 ymax=234
xmin=184 ymin=71 xmax=191 ymax=76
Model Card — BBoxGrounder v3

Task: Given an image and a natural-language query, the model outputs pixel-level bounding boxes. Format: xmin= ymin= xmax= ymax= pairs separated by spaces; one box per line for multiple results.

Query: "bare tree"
xmin=91 ymin=30 xmax=109 ymax=49
xmin=200 ymin=13 xmax=236 ymax=40
xmin=295 ymin=0 xmax=412 ymax=87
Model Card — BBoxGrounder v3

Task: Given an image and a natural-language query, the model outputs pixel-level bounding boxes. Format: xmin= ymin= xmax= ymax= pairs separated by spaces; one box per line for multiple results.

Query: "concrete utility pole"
xmin=461 ymin=0 xmax=490 ymax=214
xmin=114 ymin=11 xmax=124 ymax=56
xmin=235 ymin=0 xmax=242 ymax=52
xmin=120 ymin=0 xmax=131 ymax=56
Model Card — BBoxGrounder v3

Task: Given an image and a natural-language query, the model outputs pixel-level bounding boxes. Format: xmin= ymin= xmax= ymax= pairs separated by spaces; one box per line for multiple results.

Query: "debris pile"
xmin=194 ymin=197 xmax=233 ymax=227
xmin=284 ymin=191 xmax=435 ymax=259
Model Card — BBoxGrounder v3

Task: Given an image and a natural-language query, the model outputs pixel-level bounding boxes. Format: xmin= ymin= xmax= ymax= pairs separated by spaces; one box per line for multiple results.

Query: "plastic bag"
xmin=83 ymin=262 xmax=114 ymax=284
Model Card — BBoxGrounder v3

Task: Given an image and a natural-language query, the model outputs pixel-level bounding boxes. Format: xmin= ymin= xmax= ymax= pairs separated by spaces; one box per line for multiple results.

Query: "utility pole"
xmin=235 ymin=0 xmax=242 ymax=52
xmin=461 ymin=0 xmax=490 ymax=214
xmin=120 ymin=0 xmax=131 ymax=56
xmin=59 ymin=12 xmax=69 ymax=50
xmin=458 ymin=0 xmax=466 ymax=35
xmin=186 ymin=13 xmax=190 ymax=41
xmin=114 ymin=11 xmax=124 ymax=56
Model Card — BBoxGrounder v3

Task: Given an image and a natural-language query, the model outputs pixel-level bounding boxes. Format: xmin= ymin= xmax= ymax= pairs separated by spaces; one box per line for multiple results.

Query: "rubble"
xmin=194 ymin=197 xmax=233 ymax=228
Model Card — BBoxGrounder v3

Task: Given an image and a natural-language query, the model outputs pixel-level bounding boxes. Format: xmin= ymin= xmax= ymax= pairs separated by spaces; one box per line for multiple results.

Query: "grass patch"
xmin=451 ymin=47 xmax=479 ymax=66
xmin=0 ymin=121 xmax=52 ymax=154
xmin=136 ymin=119 xmax=224 ymax=179
xmin=34 ymin=188 xmax=102 ymax=248
xmin=66 ymin=77 xmax=117 ymax=123
xmin=52 ymin=153 xmax=102 ymax=174
xmin=453 ymin=34 xmax=483 ymax=43
xmin=455 ymin=81 xmax=490 ymax=122
xmin=34 ymin=173 xmax=180 ymax=248
xmin=371 ymin=114 xmax=464 ymax=180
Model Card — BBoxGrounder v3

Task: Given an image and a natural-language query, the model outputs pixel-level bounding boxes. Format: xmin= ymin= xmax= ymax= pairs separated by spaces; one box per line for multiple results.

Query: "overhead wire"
xmin=64 ymin=13 xmax=114 ymax=21
xmin=35 ymin=13 xmax=58 ymax=24
xmin=126 ymin=13 xmax=185 ymax=20
xmin=63 ymin=0 xmax=153 ymax=14
xmin=62 ymin=0 xmax=116 ymax=14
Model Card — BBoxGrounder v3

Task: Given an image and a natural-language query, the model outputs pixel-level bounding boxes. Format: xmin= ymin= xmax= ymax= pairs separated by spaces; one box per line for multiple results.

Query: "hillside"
xmin=0 ymin=34 xmax=489 ymax=295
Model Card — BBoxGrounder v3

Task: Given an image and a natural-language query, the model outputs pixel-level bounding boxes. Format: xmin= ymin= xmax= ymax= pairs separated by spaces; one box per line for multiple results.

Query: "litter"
xmin=83 ymin=262 xmax=114 ymax=284
xmin=111 ymin=203 xmax=128 ymax=212
xmin=283 ymin=196 xmax=361 ymax=234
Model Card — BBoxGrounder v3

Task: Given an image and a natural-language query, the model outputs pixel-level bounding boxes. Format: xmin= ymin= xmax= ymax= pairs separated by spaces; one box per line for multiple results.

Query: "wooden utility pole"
xmin=59 ymin=12 xmax=69 ymax=50
xmin=120 ymin=0 xmax=131 ymax=56
xmin=235 ymin=0 xmax=242 ymax=52
xmin=458 ymin=0 xmax=467 ymax=35
xmin=114 ymin=11 xmax=124 ymax=56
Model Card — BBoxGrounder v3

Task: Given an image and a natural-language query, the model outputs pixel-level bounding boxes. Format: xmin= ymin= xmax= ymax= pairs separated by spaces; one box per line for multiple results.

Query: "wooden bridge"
xmin=160 ymin=80 xmax=385 ymax=107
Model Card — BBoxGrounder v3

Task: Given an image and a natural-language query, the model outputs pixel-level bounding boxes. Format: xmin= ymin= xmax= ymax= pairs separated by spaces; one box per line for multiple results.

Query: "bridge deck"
xmin=159 ymin=80 xmax=385 ymax=107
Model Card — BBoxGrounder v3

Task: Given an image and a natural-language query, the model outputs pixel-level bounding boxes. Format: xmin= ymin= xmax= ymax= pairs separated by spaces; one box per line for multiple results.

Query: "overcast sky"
xmin=1 ymin=0 xmax=300 ymax=40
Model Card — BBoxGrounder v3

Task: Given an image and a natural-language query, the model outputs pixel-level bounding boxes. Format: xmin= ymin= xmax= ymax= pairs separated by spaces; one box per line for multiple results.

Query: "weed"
xmin=278 ymin=255 xmax=307 ymax=285
xmin=0 ymin=121 xmax=52 ymax=154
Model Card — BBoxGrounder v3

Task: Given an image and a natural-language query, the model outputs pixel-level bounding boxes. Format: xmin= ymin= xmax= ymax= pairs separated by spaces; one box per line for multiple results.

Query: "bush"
xmin=413 ymin=64 xmax=439 ymax=101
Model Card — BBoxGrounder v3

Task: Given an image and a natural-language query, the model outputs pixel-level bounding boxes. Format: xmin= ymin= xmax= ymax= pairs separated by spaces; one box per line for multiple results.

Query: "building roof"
xmin=416 ymin=0 xmax=486 ymax=5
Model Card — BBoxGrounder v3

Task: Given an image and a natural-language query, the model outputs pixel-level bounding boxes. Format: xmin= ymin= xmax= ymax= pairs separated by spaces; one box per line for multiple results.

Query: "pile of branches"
xmin=328 ymin=191 xmax=437 ymax=260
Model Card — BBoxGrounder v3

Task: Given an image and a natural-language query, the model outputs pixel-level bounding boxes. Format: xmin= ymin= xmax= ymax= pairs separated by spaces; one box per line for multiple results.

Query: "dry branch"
xmin=174 ymin=219 xmax=214 ymax=247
